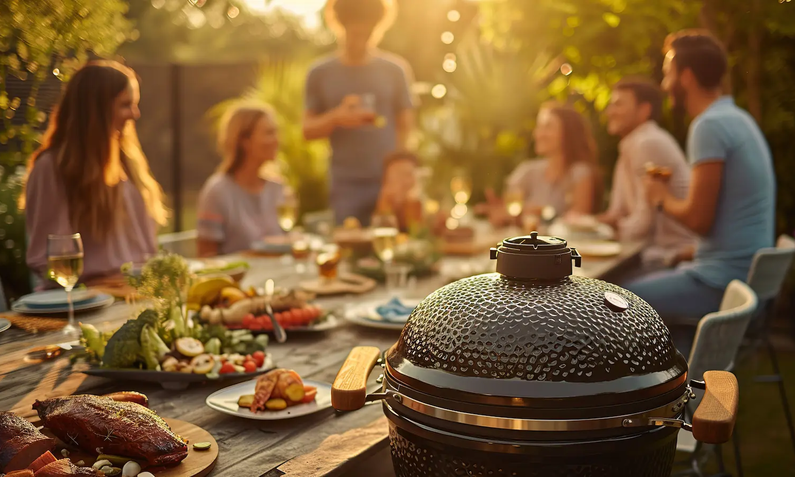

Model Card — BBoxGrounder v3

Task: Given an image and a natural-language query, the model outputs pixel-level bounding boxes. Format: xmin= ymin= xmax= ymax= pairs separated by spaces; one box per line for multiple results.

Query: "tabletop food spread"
xmin=0 ymin=221 xmax=655 ymax=477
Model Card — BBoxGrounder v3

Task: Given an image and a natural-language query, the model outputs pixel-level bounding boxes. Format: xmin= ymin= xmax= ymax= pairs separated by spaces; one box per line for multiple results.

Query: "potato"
xmin=237 ymin=394 xmax=255 ymax=408
xmin=275 ymin=370 xmax=305 ymax=403
xmin=265 ymin=398 xmax=287 ymax=411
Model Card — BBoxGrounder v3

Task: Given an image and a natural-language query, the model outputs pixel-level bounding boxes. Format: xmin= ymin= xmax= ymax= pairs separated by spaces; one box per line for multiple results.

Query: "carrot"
xmin=28 ymin=451 xmax=56 ymax=472
xmin=5 ymin=470 xmax=34 ymax=477
xmin=301 ymin=387 xmax=318 ymax=404
xmin=275 ymin=370 xmax=305 ymax=402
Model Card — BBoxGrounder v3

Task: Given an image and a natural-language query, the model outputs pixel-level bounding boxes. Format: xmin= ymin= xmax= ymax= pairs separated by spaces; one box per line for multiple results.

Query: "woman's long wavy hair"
xmin=542 ymin=101 xmax=603 ymax=212
xmin=22 ymin=60 xmax=167 ymax=239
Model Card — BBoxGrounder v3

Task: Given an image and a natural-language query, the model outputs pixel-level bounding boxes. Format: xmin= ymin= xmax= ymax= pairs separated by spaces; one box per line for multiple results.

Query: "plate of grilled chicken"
xmin=206 ymin=368 xmax=332 ymax=420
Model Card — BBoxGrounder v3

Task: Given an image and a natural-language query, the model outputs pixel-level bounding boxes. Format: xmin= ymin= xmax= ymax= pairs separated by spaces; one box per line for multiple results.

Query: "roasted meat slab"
xmin=33 ymin=395 xmax=187 ymax=467
xmin=0 ymin=412 xmax=56 ymax=472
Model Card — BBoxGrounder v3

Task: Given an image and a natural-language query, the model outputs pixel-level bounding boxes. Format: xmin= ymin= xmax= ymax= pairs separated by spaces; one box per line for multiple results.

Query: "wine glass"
xmin=47 ymin=233 xmax=84 ymax=337
xmin=450 ymin=173 xmax=472 ymax=205
xmin=372 ymin=214 xmax=400 ymax=290
xmin=277 ymin=191 xmax=298 ymax=234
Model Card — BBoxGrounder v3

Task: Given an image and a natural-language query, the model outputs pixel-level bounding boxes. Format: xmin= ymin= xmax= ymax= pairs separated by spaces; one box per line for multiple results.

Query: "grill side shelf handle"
xmin=332 ymin=346 xmax=382 ymax=412
xmin=691 ymin=370 xmax=739 ymax=444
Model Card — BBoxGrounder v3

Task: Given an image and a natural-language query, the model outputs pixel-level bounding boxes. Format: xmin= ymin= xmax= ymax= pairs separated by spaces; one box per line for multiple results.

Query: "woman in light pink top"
xmin=23 ymin=61 xmax=168 ymax=287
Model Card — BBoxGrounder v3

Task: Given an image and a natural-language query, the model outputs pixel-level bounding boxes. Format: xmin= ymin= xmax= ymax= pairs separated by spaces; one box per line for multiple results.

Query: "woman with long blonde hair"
xmin=196 ymin=102 xmax=286 ymax=257
xmin=24 ymin=60 xmax=167 ymax=285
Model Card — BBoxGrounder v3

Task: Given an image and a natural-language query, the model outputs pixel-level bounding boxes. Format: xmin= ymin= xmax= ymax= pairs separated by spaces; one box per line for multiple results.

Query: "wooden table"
xmin=0 ymin=240 xmax=644 ymax=477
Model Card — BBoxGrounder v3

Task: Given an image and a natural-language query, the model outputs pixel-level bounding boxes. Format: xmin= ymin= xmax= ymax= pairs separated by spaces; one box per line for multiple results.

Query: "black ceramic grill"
xmin=332 ymin=234 xmax=740 ymax=477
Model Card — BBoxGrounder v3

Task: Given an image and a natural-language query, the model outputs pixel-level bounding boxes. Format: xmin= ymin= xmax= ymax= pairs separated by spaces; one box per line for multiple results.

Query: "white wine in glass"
xmin=373 ymin=227 xmax=399 ymax=263
xmin=505 ymin=188 xmax=524 ymax=218
xmin=450 ymin=175 xmax=472 ymax=205
xmin=277 ymin=203 xmax=297 ymax=233
xmin=47 ymin=233 xmax=84 ymax=337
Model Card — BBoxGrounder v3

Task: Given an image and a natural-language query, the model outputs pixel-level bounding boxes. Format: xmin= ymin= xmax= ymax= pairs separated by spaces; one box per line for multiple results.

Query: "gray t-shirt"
xmin=506 ymin=158 xmax=592 ymax=215
xmin=196 ymin=173 xmax=284 ymax=255
xmin=304 ymin=53 xmax=414 ymax=185
xmin=682 ymin=96 xmax=775 ymax=289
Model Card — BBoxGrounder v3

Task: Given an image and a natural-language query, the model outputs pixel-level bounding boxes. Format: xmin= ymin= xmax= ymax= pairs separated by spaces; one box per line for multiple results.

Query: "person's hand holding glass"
xmin=47 ymin=233 xmax=83 ymax=337
xmin=333 ymin=94 xmax=377 ymax=129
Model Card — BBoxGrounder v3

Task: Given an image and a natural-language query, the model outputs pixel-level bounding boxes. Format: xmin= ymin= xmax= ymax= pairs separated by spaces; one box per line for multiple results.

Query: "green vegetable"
xmin=193 ymin=442 xmax=212 ymax=451
xmin=140 ymin=325 xmax=169 ymax=370
xmin=102 ymin=310 xmax=158 ymax=369
xmin=125 ymin=253 xmax=190 ymax=306
xmin=204 ymin=337 xmax=222 ymax=355
xmin=80 ymin=323 xmax=107 ymax=361
xmin=96 ymin=454 xmax=138 ymax=467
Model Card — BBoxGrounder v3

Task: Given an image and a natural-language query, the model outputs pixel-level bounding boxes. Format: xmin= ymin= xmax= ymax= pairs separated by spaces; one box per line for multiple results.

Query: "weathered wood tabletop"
xmin=0 ymin=239 xmax=644 ymax=477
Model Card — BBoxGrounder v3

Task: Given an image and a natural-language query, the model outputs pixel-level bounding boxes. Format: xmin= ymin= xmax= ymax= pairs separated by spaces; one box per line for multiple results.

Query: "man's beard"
xmin=670 ymin=79 xmax=688 ymax=116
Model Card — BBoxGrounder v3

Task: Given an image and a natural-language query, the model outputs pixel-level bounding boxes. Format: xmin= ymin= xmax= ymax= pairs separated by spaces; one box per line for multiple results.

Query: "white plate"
xmin=206 ymin=379 xmax=331 ymax=420
xmin=0 ymin=318 xmax=10 ymax=333
xmin=18 ymin=289 xmax=99 ymax=307
xmin=574 ymin=241 xmax=622 ymax=258
xmin=12 ymin=293 xmax=115 ymax=315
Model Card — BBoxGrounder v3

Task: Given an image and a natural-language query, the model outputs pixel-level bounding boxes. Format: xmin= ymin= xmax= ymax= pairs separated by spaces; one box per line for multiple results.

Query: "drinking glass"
xmin=291 ymin=238 xmax=310 ymax=275
xmin=450 ymin=173 xmax=472 ymax=205
xmin=277 ymin=189 xmax=298 ymax=234
xmin=360 ymin=93 xmax=386 ymax=128
xmin=316 ymin=244 xmax=341 ymax=283
xmin=47 ymin=233 xmax=84 ymax=337
xmin=504 ymin=187 xmax=524 ymax=219
xmin=372 ymin=214 xmax=400 ymax=289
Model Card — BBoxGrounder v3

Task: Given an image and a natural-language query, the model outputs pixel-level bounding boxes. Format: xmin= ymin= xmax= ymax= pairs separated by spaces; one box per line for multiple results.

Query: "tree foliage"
xmin=0 ymin=0 xmax=132 ymax=302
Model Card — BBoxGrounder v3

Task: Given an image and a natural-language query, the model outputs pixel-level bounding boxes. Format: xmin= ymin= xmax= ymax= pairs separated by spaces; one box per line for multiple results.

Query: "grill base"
xmin=387 ymin=416 xmax=678 ymax=477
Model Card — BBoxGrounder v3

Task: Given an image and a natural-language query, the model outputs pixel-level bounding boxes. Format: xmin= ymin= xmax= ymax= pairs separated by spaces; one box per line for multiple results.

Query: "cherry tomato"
xmin=252 ymin=351 xmax=266 ymax=368
xmin=281 ymin=310 xmax=295 ymax=327
xmin=242 ymin=313 xmax=255 ymax=329
xmin=243 ymin=360 xmax=257 ymax=373
xmin=274 ymin=312 xmax=283 ymax=324
xmin=219 ymin=362 xmax=236 ymax=375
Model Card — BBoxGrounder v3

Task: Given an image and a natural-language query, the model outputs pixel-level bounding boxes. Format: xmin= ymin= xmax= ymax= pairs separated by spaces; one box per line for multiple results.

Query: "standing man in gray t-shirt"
xmin=303 ymin=0 xmax=415 ymax=226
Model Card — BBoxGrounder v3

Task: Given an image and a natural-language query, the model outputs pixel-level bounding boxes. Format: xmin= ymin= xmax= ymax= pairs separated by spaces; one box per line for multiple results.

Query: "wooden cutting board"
xmin=299 ymin=273 xmax=377 ymax=296
xmin=34 ymin=417 xmax=217 ymax=477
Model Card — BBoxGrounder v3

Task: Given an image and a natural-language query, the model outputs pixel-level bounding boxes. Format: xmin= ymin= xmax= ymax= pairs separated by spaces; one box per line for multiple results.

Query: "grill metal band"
xmin=381 ymin=388 xmax=692 ymax=432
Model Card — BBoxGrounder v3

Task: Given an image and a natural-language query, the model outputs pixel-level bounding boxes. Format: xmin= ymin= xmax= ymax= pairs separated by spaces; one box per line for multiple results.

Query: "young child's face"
xmin=383 ymin=158 xmax=417 ymax=198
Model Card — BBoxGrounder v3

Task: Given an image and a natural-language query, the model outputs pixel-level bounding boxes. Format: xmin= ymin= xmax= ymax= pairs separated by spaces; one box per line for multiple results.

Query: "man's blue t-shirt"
xmin=684 ymin=96 xmax=776 ymax=289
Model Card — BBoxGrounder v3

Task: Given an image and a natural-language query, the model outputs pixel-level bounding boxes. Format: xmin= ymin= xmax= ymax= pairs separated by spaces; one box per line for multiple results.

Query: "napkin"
xmin=375 ymin=298 xmax=415 ymax=322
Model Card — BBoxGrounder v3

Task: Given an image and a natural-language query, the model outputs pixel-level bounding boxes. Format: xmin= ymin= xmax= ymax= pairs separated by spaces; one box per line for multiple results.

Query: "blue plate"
xmin=18 ymin=289 xmax=101 ymax=309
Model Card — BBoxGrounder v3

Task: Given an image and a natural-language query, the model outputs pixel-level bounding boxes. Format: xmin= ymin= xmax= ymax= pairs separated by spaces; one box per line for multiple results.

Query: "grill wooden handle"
xmin=332 ymin=346 xmax=382 ymax=411
xmin=692 ymin=370 xmax=739 ymax=444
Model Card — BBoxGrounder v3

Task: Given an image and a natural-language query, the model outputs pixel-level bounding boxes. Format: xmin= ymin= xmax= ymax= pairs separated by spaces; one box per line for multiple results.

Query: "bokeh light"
xmin=560 ymin=63 xmax=573 ymax=76
xmin=151 ymin=0 xmax=165 ymax=9
xmin=443 ymin=59 xmax=457 ymax=73
xmin=441 ymin=32 xmax=455 ymax=44
xmin=227 ymin=6 xmax=240 ymax=19
xmin=431 ymin=84 xmax=447 ymax=99
xmin=447 ymin=10 xmax=461 ymax=22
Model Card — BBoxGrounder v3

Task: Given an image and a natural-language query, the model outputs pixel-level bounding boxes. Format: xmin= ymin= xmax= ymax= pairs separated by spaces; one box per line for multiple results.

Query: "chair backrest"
xmin=687 ymin=280 xmax=758 ymax=381
xmin=746 ymin=234 xmax=795 ymax=302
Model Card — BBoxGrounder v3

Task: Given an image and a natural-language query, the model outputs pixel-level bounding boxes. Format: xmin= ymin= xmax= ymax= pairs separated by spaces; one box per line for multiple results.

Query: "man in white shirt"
xmin=598 ymin=77 xmax=695 ymax=267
